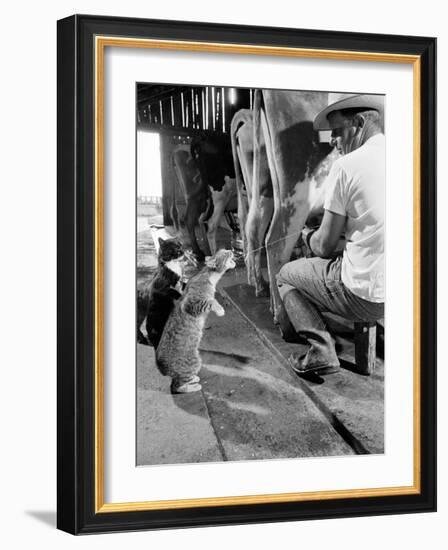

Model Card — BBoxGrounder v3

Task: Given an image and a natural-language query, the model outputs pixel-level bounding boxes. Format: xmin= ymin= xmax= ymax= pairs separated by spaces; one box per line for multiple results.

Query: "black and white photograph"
xmin=0 ymin=0 xmax=441 ymax=543
xmin=136 ymin=84 xmax=385 ymax=466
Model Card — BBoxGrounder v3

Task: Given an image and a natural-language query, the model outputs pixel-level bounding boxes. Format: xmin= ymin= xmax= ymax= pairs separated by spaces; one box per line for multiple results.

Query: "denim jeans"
xmin=276 ymin=256 xmax=384 ymax=370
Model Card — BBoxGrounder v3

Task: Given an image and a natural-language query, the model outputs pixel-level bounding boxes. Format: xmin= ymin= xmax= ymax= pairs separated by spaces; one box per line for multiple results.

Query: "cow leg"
xmin=231 ymin=119 xmax=250 ymax=257
xmin=254 ymin=196 xmax=273 ymax=297
xmin=258 ymin=106 xmax=282 ymax=318
xmin=264 ymin=166 xmax=331 ymax=321
xmin=245 ymin=195 xmax=273 ymax=297
xmin=266 ymin=196 xmax=308 ymax=325
xmin=199 ymin=221 xmax=212 ymax=257
xmin=260 ymin=108 xmax=310 ymax=324
xmin=235 ymin=144 xmax=249 ymax=256
xmin=248 ymin=90 xmax=273 ymax=298
xmin=185 ymin=200 xmax=205 ymax=261
xmin=205 ymin=188 xmax=229 ymax=255
xmin=265 ymin=209 xmax=303 ymax=322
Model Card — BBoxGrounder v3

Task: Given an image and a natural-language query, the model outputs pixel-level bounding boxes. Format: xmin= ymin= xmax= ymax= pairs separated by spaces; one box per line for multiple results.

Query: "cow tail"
xmin=170 ymin=153 xmax=180 ymax=231
xmin=190 ymin=139 xmax=212 ymax=224
xmin=230 ymin=112 xmax=246 ymax=203
xmin=252 ymin=89 xmax=263 ymax=220
xmin=230 ymin=111 xmax=249 ymax=254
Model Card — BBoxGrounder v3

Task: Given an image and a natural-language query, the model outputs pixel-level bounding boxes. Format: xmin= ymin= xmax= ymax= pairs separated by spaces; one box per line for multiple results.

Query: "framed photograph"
xmin=57 ymin=14 xmax=436 ymax=534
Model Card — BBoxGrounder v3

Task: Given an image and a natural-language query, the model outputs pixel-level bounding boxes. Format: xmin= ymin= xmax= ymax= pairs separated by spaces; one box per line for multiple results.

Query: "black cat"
xmin=137 ymin=237 xmax=186 ymax=347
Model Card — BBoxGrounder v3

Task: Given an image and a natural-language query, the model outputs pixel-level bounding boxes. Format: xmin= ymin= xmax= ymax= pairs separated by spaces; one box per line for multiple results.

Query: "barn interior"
xmin=137 ymin=83 xmax=252 ymax=267
xmin=136 ymin=83 xmax=384 ymax=466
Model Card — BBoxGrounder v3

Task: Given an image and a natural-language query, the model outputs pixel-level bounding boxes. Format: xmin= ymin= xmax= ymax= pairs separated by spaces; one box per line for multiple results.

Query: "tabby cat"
xmin=156 ymin=249 xmax=236 ymax=393
xmin=137 ymin=237 xmax=186 ymax=348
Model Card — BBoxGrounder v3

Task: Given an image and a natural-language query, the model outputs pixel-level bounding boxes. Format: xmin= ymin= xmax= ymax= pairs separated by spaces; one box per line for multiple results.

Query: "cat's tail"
xmin=199 ymin=348 xmax=251 ymax=365
xmin=154 ymin=349 xmax=169 ymax=377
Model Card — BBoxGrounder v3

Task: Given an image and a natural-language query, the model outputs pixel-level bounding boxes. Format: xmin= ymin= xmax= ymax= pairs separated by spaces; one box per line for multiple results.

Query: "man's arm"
xmin=306 ymin=202 xmax=325 ymax=229
xmin=308 ymin=209 xmax=346 ymax=258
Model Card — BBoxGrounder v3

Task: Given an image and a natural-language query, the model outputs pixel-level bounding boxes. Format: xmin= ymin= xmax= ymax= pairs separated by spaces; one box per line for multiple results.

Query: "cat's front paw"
xmin=214 ymin=304 xmax=225 ymax=317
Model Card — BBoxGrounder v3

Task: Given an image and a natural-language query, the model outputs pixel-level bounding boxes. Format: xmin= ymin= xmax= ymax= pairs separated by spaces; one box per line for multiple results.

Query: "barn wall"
xmin=138 ymin=85 xmax=252 ymax=135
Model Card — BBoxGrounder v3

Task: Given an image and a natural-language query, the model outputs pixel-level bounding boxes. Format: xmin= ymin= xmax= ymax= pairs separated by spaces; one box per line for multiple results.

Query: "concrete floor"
xmin=223 ymin=279 xmax=384 ymax=455
xmin=136 ymin=218 xmax=384 ymax=466
xmin=137 ymin=285 xmax=354 ymax=465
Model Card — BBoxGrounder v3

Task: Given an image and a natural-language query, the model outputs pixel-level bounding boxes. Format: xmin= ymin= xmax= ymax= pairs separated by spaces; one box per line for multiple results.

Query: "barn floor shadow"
xmin=172 ymin=316 xmax=355 ymax=461
xmin=221 ymin=281 xmax=384 ymax=455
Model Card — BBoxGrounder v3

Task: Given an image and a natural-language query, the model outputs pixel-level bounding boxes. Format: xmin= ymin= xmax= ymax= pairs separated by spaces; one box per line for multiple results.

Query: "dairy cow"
xmin=171 ymin=144 xmax=208 ymax=259
xmin=232 ymin=91 xmax=340 ymax=324
xmin=171 ymin=133 xmax=237 ymax=259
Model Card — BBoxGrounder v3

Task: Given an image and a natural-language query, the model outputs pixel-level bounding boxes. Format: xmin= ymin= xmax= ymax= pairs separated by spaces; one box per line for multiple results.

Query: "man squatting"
xmin=276 ymin=94 xmax=385 ymax=375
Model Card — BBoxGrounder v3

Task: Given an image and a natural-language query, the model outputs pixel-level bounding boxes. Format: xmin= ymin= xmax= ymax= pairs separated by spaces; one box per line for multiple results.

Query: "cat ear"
xmin=158 ymin=237 xmax=165 ymax=246
xmin=205 ymin=255 xmax=217 ymax=269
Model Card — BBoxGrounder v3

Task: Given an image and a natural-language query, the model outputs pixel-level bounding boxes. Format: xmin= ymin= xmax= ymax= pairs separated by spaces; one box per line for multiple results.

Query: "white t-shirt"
xmin=324 ymin=133 xmax=385 ymax=303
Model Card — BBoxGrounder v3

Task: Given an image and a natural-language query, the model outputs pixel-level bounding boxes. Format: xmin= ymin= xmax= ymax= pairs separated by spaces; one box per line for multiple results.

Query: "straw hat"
xmin=313 ymin=94 xmax=384 ymax=130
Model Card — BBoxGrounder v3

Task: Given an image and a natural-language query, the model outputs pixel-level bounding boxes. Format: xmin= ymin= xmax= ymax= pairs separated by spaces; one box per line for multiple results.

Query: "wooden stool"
xmin=354 ymin=322 xmax=377 ymax=375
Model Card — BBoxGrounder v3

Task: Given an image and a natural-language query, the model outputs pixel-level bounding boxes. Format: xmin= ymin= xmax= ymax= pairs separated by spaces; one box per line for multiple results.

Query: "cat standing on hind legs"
xmin=156 ymin=249 xmax=236 ymax=394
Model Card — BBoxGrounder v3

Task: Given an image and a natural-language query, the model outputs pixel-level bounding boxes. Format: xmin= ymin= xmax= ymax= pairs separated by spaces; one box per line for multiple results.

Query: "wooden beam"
xmin=354 ymin=322 xmax=377 ymax=375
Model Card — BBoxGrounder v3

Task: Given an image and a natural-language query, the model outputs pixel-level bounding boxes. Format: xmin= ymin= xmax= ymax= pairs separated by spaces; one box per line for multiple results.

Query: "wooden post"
xmin=173 ymin=94 xmax=182 ymax=127
xmin=216 ymin=87 xmax=222 ymax=131
xmin=180 ymin=92 xmax=185 ymax=127
xmin=354 ymin=322 xmax=377 ymax=375
xmin=224 ymin=87 xmax=231 ymax=133
xmin=159 ymin=134 xmax=172 ymax=225
xmin=210 ymin=86 xmax=215 ymax=130
xmin=191 ymin=88 xmax=196 ymax=128
xmin=201 ymin=89 xmax=206 ymax=130
xmin=159 ymin=100 xmax=163 ymax=125
xmin=185 ymin=97 xmax=190 ymax=128
xmin=195 ymin=88 xmax=202 ymax=130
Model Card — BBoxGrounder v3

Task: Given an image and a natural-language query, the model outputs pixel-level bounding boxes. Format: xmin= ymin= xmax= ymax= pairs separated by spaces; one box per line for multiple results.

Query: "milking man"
xmin=276 ymin=94 xmax=385 ymax=375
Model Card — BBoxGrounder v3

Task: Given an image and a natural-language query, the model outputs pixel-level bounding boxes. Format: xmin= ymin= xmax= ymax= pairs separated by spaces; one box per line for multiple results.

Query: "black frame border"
xmin=57 ymin=14 xmax=436 ymax=534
